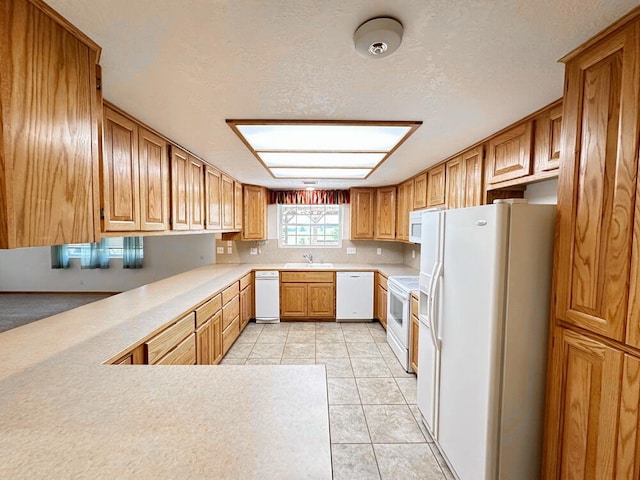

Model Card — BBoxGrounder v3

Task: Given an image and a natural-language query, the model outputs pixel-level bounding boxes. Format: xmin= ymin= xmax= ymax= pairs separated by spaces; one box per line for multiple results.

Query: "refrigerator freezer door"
xmin=419 ymin=210 xmax=444 ymax=293
xmin=417 ymin=311 xmax=440 ymax=440
xmin=437 ymin=204 xmax=509 ymax=480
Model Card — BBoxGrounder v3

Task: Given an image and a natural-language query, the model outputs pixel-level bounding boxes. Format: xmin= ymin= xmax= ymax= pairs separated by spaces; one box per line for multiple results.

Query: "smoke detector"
xmin=354 ymin=17 xmax=403 ymax=59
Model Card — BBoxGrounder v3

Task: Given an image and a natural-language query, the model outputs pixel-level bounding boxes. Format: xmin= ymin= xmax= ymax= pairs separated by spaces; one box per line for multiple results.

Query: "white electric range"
xmin=386 ymin=275 xmax=419 ymax=372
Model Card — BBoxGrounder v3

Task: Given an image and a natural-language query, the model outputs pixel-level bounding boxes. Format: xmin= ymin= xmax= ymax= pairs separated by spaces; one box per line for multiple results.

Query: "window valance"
xmin=268 ymin=189 xmax=350 ymax=205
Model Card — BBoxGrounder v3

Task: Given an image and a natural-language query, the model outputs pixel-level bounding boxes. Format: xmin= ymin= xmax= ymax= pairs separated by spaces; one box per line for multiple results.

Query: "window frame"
xmin=277 ymin=204 xmax=343 ymax=249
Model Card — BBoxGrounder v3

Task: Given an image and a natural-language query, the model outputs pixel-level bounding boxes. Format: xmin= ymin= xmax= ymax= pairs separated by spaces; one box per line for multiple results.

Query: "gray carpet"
xmin=0 ymin=293 xmax=113 ymax=333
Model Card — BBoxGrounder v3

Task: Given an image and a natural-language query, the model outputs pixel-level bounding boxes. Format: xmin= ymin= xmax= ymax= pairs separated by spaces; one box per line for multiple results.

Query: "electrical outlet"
xmin=226 ymin=240 xmax=232 ymax=247
xmin=216 ymin=247 xmax=224 ymax=254
xmin=377 ymin=248 xmax=382 ymax=255
xmin=412 ymin=250 xmax=416 ymax=259
xmin=346 ymin=247 xmax=356 ymax=255
xmin=227 ymin=247 xmax=233 ymax=254
xmin=250 ymin=248 xmax=258 ymax=255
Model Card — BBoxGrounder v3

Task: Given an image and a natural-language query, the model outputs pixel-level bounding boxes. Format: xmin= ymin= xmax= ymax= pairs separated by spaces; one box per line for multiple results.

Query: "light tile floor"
xmin=222 ymin=321 xmax=455 ymax=480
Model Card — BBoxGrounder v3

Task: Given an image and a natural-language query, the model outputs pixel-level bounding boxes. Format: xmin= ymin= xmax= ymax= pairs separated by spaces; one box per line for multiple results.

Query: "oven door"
xmin=387 ymin=282 xmax=410 ymax=347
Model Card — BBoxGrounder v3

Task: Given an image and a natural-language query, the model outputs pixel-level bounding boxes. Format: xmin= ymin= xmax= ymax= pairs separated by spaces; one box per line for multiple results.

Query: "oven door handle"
xmin=387 ymin=282 xmax=409 ymax=301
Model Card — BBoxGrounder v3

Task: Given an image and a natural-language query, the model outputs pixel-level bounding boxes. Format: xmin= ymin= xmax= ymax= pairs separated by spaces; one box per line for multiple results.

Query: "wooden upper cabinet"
xmin=486 ymin=120 xmax=533 ymax=184
xmin=426 ymin=164 xmax=446 ymax=208
xmin=462 ymin=146 xmax=484 ymax=207
xmin=242 ymin=185 xmax=267 ymax=240
xmin=233 ymin=181 xmax=243 ymax=231
xmin=0 ymin=0 xmax=100 ymax=248
xmin=375 ymin=186 xmax=396 ymax=240
xmin=543 ymin=327 xmax=623 ymax=480
xmin=138 ymin=127 xmax=169 ymax=231
xmin=188 ymin=156 xmax=205 ymax=230
xmin=445 ymin=156 xmax=464 ymax=209
xmin=102 ymin=107 xmax=140 ymax=231
xmin=396 ymin=180 xmax=414 ymax=241
xmin=534 ymin=102 xmax=563 ymax=173
xmin=555 ymin=22 xmax=640 ymax=342
xmin=221 ymin=174 xmax=234 ymax=230
xmin=413 ymin=173 xmax=428 ymax=210
xmin=350 ymin=188 xmax=375 ymax=239
xmin=205 ymin=165 xmax=222 ymax=231
xmin=616 ymin=354 xmax=640 ymax=478
xmin=170 ymin=146 xmax=190 ymax=231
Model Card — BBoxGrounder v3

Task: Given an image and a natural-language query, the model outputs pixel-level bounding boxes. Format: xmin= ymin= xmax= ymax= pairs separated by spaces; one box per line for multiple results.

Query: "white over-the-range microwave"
xmin=409 ymin=208 xmax=442 ymax=243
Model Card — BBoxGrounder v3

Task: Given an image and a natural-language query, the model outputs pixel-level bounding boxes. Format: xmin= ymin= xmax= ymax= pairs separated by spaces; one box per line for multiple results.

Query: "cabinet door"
xmin=556 ymin=24 xmax=639 ymax=342
xmin=486 ymin=121 xmax=533 ymax=184
xmin=377 ymin=285 xmax=388 ymax=329
xmin=427 ymin=164 xmax=446 ymax=207
xmin=543 ymin=327 xmax=623 ymax=480
xmin=243 ymin=185 xmax=267 ymax=240
xmin=189 ymin=155 xmax=205 ymax=230
xmin=205 ymin=165 xmax=222 ymax=230
xmin=308 ymin=283 xmax=335 ymax=318
xmin=196 ymin=318 xmax=212 ymax=365
xmin=350 ymin=188 xmax=375 ymax=239
xmin=445 ymin=156 xmax=464 ymax=209
xmin=397 ymin=180 xmax=414 ymax=241
xmin=0 ymin=0 xmax=99 ymax=248
xmin=462 ymin=146 xmax=483 ymax=207
xmin=413 ymin=173 xmax=428 ymax=210
xmin=280 ymin=283 xmax=307 ymax=317
xmin=138 ymin=127 xmax=169 ymax=231
xmin=233 ymin=181 xmax=243 ymax=231
xmin=211 ymin=310 xmax=223 ymax=364
xmin=170 ymin=146 xmax=190 ymax=230
xmin=410 ymin=315 xmax=419 ymax=373
xmin=534 ymin=103 xmax=563 ymax=173
xmin=102 ymin=107 xmax=140 ymax=231
xmin=221 ymin=174 xmax=234 ymax=230
xmin=616 ymin=354 xmax=640 ymax=479
xmin=240 ymin=286 xmax=251 ymax=329
xmin=375 ymin=186 xmax=396 ymax=240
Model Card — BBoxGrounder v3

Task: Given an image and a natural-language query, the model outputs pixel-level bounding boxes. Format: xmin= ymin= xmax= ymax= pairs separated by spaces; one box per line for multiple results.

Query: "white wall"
xmin=0 ymin=234 xmax=217 ymax=292
xmin=524 ymin=178 xmax=558 ymax=204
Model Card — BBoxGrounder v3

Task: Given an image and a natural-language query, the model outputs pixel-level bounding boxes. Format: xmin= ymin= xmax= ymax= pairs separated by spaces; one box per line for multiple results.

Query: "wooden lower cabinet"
xmin=156 ymin=333 xmax=196 ymax=365
xmin=222 ymin=316 xmax=240 ymax=354
xmin=112 ymin=345 xmax=145 ymax=365
xmin=375 ymin=273 xmax=388 ymax=330
xmin=280 ymin=271 xmax=335 ymax=320
xmin=543 ymin=327 xmax=623 ymax=479
xmin=240 ymin=281 xmax=253 ymax=330
xmin=410 ymin=314 xmax=419 ymax=373
xmin=211 ymin=311 xmax=223 ymax=364
xmin=196 ymin=319 xmax=213 ymax=365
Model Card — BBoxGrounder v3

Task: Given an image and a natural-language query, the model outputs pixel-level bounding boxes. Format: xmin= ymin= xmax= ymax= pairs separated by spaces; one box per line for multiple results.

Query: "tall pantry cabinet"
xmin=543 ymin=9 xmax=640 ymax=479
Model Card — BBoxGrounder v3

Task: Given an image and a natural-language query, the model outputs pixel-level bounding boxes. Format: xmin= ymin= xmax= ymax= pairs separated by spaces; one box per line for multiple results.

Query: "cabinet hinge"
xmin=100 ymin=208 xmax=105 ymax=219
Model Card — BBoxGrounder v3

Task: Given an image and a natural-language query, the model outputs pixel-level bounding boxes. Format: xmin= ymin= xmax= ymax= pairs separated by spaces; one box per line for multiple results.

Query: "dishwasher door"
xmin=336 ymin=271 xmax=374 ymax=321
xmin=255 ymin=271 xmax=280 ymax=323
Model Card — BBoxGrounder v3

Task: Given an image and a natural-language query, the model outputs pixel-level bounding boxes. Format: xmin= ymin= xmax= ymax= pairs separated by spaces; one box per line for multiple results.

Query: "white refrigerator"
xmin=416 ymin=200 xmax=555 ymax=480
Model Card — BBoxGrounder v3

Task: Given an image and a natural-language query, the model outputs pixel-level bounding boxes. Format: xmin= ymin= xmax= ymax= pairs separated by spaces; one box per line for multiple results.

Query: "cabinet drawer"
xmin=195 ymin=294 xmax=221 ymax=328
xmin=377 ymin=274 xmax=388 ymax=290
xmin=411 ymin=294 xmax=419 ymax=318
xmin=222 ymin=316 xmax=240 ymax=353
xmin=223 ymin=296 xmax=240 ymax=330
xmin=240 ymin=272 xmax=252 ymax=290
xmin=222 ymin=282 xmax=239 ymax=305
xmin=145 ymin=312 xmax=195 ymax=364
xmin=155 ymin=333 xmax=196 ymax=365
xmin=280 ymin=271 xmax=334 ymax=283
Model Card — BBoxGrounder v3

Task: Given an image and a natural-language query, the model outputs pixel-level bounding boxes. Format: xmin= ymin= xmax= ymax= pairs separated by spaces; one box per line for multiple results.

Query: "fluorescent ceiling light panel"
xmin=259 ymin=152 xmax=386 ymax=168
xmin=271 ymin=168 xmax=372 ymax=179
xmin=227 ymin=120 xmax=421 ymax=180
xmin=236 ymin=124 xmax=411 ymax=151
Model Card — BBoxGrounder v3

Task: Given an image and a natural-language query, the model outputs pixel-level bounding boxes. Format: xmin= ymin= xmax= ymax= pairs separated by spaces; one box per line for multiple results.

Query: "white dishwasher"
xmin=336 ymin=271 xmax=374 ymax=322
xmin=255 ymin=271 xmax=280 ymax=323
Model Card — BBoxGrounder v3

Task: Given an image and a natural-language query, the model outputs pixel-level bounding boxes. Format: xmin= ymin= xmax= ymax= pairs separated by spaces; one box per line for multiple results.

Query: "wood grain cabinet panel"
xmin=0 ymin=0 xmax=101 ymax=248
xmin=350 ymin=188 xmax=376 ymax=239
xmin=486 ymin=121 xmax=533 ymax=184
xmin=426 ymin=164 xmax=446 ymax=208
xmin=543 ymin=327 xmax=623 ymax=480
xmin=376 ymin=283 xmax=388 ymax=330
xmin=233 ymin=181 xmax=243 ymax=231
xmin=170 ymin=146 xmax=190 ymax=231
xmin=280 ymin=272 xmax=335 ymax=319
xmin=308 ymin=283 xmax=335 ymax=318
xmin=410 ymin=314 xmax=419 ymax=373
xmin=396 ymin=180 xmax=414 ymax=241
xmin=375 ymin=186 xmax=396 ymax=240
xmin=555 ymin=24 xmax=639 ymax=342
xmin=102 ymin=108 xmax=139 ymax=231
xmin=242 ymin=185 xmax=267 ymax=240
xmin=413 ymin=173 xmax=428 ymax=210
xmin=196 ymin=319 xmax=213 ymax=365
xmin=155 ymin=333 xmax=196 ymax=365
xmin=188 ymin=155 xmax=205 ymax=230
xmin=616 ymin=354 xmax=640 ymax=479
xmin=221 ymin=174 xmax=235 ymax=230
xmin=280 ymin=283 xmax=307 ymax=317
xmin=205 ymin=166 xmax=222 ymax=231
xmin=445 ymin=156 xmax=464 ymax=209
xmin=211 ymin=310 xmax=223 ymax=364
xmin=145 ymin=312 xmax=195 ymax=364
xmin=461 ymin=146 xmax=484 ymax=207
xmin=534 ymin=103 xmax=563 ymax=173
xmin=138 ymin=127 xmax=169 ymax=231
xmin=240 ymin=281 xmax=253 ymax=329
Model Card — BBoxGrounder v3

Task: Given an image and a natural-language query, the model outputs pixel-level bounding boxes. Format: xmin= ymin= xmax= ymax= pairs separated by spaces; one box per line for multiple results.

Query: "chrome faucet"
xmin=303 ymin=253 xmax=313 ymax=264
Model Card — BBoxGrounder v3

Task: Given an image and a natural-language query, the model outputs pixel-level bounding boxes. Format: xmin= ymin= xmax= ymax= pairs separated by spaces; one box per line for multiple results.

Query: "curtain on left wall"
xmin=50 ymin=245 xmax=70 ymax=269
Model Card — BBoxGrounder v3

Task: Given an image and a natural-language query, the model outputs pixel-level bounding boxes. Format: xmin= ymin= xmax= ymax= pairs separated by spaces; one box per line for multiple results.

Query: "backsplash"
xmin=403 ymin=244 xmax=421 ymax=270
xmin=216 ymin=239 xmax=405 ymax=264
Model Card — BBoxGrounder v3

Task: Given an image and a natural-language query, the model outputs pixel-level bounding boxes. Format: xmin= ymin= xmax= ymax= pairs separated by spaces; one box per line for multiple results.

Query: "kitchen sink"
xmin=284 ymin=263 xmax=334 ymax=269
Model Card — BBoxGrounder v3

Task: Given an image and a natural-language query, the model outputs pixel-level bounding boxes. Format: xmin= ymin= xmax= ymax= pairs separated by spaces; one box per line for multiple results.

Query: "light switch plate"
xmin=250 ymin=248 xmax=258 ymax=255
xmin=346 ymin=247 xmax=356 ymax=255
xmin=216 ymin=247 xmax=224 ymax=254
xmin=226 ymin=240 xmax=232 ymax=247
xmin=227 ymin=247 xmax=233 ymax=254
xmin=377 ymin=248 xmax=382 ymax=255
xmin=412 ymin=250 xmax=416 ymax=258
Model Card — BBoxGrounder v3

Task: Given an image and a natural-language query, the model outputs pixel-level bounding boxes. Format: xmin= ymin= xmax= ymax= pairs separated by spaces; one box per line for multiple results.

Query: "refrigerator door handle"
xmin=426 ymin=262 xmax=439 ymax=349
xmin=429 ymin=262 xmax=443 ymax=350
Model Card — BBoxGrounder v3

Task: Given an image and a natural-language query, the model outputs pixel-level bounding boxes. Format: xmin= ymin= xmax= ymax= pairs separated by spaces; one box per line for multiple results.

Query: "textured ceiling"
xmin=48 ymin=0 xmax=639 ymax=189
